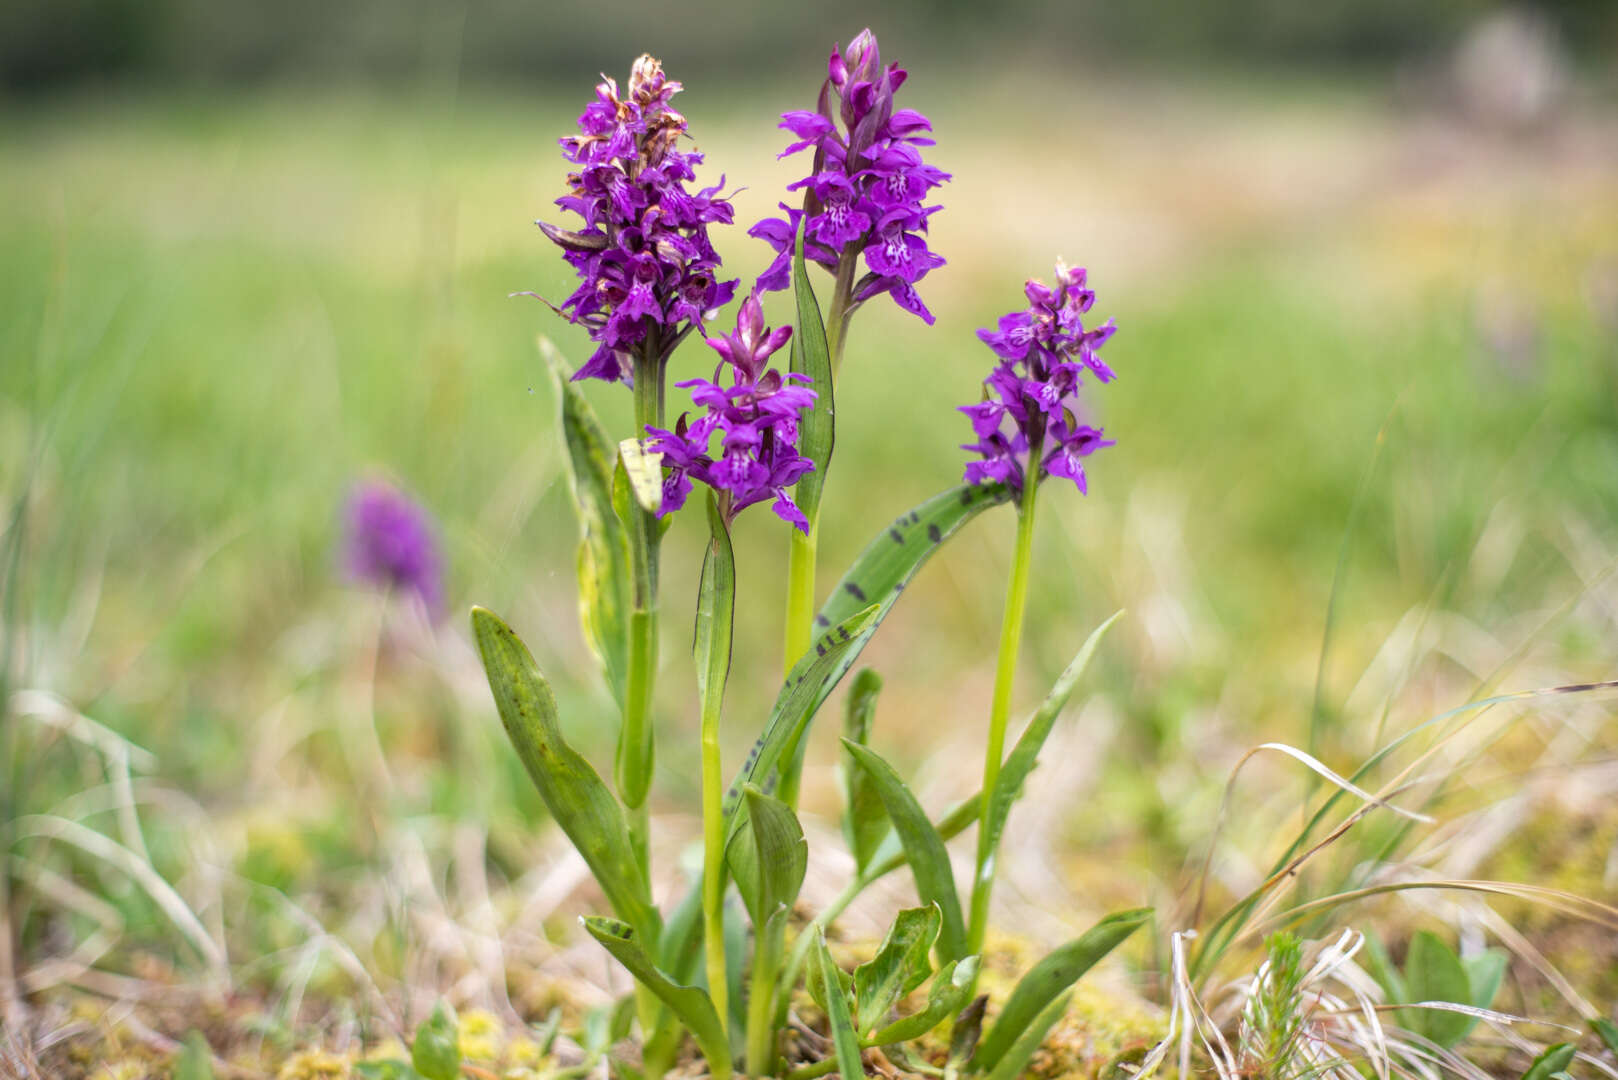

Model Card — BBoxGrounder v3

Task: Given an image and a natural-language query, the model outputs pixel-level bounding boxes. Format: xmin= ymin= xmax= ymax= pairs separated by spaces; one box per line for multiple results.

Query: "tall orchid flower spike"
xmin=644 ymin=290 xmax=818 ymax=531
xmin=530 ymin=54 xmax=739 ymax=387
xmin=750 ymin=28 xmax=950 ymax=326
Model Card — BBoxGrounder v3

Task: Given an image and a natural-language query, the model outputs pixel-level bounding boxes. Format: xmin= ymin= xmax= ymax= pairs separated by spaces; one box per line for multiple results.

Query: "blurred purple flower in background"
xmin=344 ymin=480 xmax=444 ymax=615
xmin=531 ymin=55 xmax=739 ymax=385
xmin=751 ymin=29 xmax=951 ymax=323
xmin=961 ymin=262 xmax=1118 ymax=493
xmin=644 ymin=290 xmax=818 ymax=531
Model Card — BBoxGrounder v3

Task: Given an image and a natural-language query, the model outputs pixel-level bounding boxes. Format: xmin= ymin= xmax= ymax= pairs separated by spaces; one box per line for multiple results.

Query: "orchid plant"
xmin=474 ymin=33 xmax=1146 ymax=1080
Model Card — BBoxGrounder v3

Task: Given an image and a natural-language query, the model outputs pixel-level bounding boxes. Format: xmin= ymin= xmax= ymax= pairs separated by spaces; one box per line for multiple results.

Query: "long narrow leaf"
xmin=843 ymin=740 xmax=968 ymax=963
xmin=472 ymin=607 xmax=657 ymax=938
xmin=842 ymin=668 xmax=887 ymax=874
xmin=983 ymin=992 xmax=1071 ymax=1080
xmin=583 ymin=917 xmax=732 ymax=1080
xmin=694 ymin=492 xmax=735 ymax=713
xmin=981 ymin=612 xmax=1121 ymax=866
xmin=972 ymin=908 xmax=1151 ymax=1073
xmin=814 ymin=931 xmax=866 ymax=1080
xmin=541 ymin=337 xmax=631 ymax=707
xmin=790 ymin=218 xmax=834 ymax=521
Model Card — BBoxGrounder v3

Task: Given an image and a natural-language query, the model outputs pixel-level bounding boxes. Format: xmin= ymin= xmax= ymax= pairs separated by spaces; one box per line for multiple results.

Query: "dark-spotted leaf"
xmin=722 ymin=604 xmax=880 ymax=840
xmin=472 ymin=607 xmax=658 ymax=939
xmin=1402 ymin=931 xmax=1474 ymax=1048
xmin=583 ymin=916 xmax=733 ymax=1080
xmin=411 ymin=1000 xmax=460 ymax=1080
xmin=789 ymin=217 xmax=834 ymax=522
xmin=972 ymin=909 xmax=1151 ymax=1073
xmin=542 ymin=337 xmax=631 ymax=707
xmin=727 ymin=785 xmax=807 ymax=926
xmin=842 ymin=668 xmax=887 ymax=873
xmin=814 ymin=931 xmax=865 ymax=1080
xmin=842 ymin=740 xmax=967 ymax=963
xmin=949 ymin=994 xmax=988 ymax=1067
xmin=853 ymin=904 xmax=941 ymax=1035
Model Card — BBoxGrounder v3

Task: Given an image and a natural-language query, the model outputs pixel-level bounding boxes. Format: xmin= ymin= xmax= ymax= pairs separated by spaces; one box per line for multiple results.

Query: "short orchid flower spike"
xmin=961 ymin=260 xmax=1118 ymax=493
xmin=644 ymin=290 xmax=817 ymax=531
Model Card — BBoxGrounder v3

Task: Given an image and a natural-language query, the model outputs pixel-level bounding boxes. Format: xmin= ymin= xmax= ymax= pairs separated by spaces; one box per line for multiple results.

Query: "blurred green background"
xmin=3 ymin=0 xmax=1617 ymax=1017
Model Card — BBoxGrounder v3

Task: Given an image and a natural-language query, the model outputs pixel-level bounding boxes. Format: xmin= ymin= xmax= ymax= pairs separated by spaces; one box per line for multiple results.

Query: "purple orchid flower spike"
xmin=749 ymin=28 xmax=950 ymax=326
xmin=344 ymin=480 xmax=445 ymax=616
xmin=644 ymin=289 xmax=817 ymax=532
xmin=526 ymin=55 xmax=739 ymax=385
xmin=960 ymin=260 xmax=1119 ymax=494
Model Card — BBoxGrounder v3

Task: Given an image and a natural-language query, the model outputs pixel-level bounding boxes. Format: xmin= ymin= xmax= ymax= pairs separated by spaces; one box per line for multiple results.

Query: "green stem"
xmin=626 ymin=348 xmax=670 ymax=1075
xmin=695 ymin=494 xmax=737 ymax=1045
xmin=745 ymin=915 xmax=780 ymax=1077
xmin=777 ymin=253 xmax=858 ymax=809
xmin=968 ymin=449 xmax=1043 ymax=955
xmin=700 ymin=690 xmax=727 ymax=1032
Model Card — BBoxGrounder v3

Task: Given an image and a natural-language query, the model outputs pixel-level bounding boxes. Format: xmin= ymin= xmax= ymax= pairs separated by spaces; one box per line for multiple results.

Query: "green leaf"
xmin=1463 ymin=949 xmax=1508 ymax=1023
xmin=868 ymin=956 xmax=980 ymax=1047
xmin=841 ymin=668 xmax=888 ymax=874
xmin=542 ymin=337 xmax=632 ymax=708
xmin=980 ymin=612 xmax=1121 ymax=875
xmin=1362 ymin=932 xmax=1407 ymax=1004
xmin=853 ymin=904 xmax=942 ymax=1035
xmin=812 ymin=483 xmax=1013 ymax=696
xmin=814 ymin=931 xmax=866 ymax=1080
xmin=983 ymin=992 xmax=1071 ymax=1080
xmin=354 ymin=1063 xmax=425 ymax=1080
xmin=1521 ymin=1042 xmax=1576 ymax=1080
xmin=471 ymin=607 xmax=658 ymax=939
xmin=842 ymin=740 xmax=967 ymax=964
xmin=694 ymin=491 xmax=735 ymax=714
xmin=1402 ymin=931 xmax=1474 ymax=1048
xmin=727 ymin=785 xmax=808 ymax=926
xmin=173 ymin=1031 xmax=214 ymax=1080
xmin=721 ymin=604 xmax=881 ymax=839
xmin=1593 ymin=1018 xmax=1618 ymax=1055
xmin=583 ymin=916 xmax=733 ymax=1080
xmin=972 ymin=908 xmax=1151 ymax=1073
xmin=789 ymin=217 xmax=834 ymax=523
xmin=411 ymin=1000 xmax=461 ymax=1080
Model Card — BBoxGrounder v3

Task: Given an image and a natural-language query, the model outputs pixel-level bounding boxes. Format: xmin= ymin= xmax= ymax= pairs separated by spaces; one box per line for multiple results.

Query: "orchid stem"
xmin=778 ymin=253 xmax=857 ymax=810
xmin=968 ymin=445 xmax=1042 ymax=956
